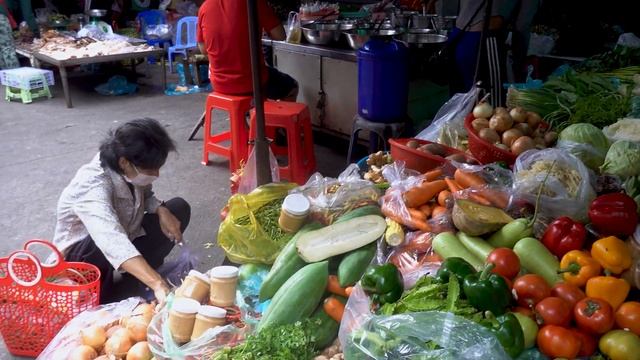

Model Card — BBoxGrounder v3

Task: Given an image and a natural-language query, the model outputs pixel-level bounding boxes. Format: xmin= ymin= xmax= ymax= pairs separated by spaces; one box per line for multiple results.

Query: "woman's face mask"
xmin=125 ymin=164 xmax=158 ymax=186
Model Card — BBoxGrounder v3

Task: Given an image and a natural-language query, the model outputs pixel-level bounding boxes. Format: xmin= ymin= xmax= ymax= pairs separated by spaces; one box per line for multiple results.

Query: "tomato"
xmin=537 ymin=325 xmax=581 ymax=359
xmin=551 ymin=283 xmax=586 ymax=309
xmin=513 ymin=306 xmax=535 ymax=320
xmin=513 ymin=274 xmax=552 ymax=308
xmin=615 ymin=301 xmax=640 ymax=336
xmin=514 ymin=312 xmax=539 ymax=349
xmin=572 ymin=328 xmax=597 ymax=357
xmin=535 ymin=297 xmax=572 ymax=326
xmin=575 ymin=297 xmax=615 ymax=335
xmin=499 ymin=274 xmax=513 ymax=290
xmin=487 ymin=248 xmax=521 ymax=279
xmin=600 ymin=330 xmax=640 ymax=360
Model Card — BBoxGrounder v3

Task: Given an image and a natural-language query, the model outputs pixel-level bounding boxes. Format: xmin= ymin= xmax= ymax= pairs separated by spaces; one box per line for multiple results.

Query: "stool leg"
xmin=347 ymin=128 xmax=362 ymax=166
xmin=372 ymin=130 xmax=387 ymax=152
xmin=188 ymin=111 xmax=205 ymax=141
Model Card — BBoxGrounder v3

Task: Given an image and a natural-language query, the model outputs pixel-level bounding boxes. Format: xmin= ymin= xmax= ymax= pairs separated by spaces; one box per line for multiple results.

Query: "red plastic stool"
xmin=202 ymin=92 xmax=253 ymax=171
xmin=249 ymin=101 xmax=317 ymax=185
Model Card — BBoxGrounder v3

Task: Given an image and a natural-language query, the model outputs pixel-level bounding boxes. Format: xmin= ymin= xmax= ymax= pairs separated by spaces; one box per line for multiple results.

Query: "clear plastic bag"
xmin=386 ymin=231 xmax=442 ymax=288
xmin=36 ymin=297 xmax=142 ymax=359
xmin=602 ymin=118 xmax=640 ymax=144
xmin=292 ymin=165 xmax=381 ymax=225
xmin=555 ymin=139 xmax=607 ymax=171
xmin=285 ymin=11 xmax=302 ymax=44
xmin=416 ymin=85 xmax=480 ymax=150
xmin=238 ymin=146 xmax=280 ymax=194
xmin=513 ymin=148 xmax=596 ymax=222
xmin=157 ymin=244 xmax=198 ymax=289
xmin=343 ymin=312 xmax=510 ymax=360
xmin=147 ymin=295 xmax=247 ymax=360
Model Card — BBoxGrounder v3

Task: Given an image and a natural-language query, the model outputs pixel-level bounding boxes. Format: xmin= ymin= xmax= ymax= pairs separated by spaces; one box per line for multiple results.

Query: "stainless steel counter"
xmin=262 ymin=39 xmax=357 ymax=62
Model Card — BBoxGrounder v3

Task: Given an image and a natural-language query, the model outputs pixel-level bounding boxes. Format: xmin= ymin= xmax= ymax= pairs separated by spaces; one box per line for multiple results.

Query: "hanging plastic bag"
xmin=218 ymin=183 xmax=297 ymax=264
xmin=291 ymin=164 xmax=381 ymax=225
xmin=285 ymin=11 xmax=302 ymax=44
xmin=237 ymin=146 xmax=280 ymax=195
xmin=147 ymin=295 xmax=247 ymax=360
xmin=415 ymin=85 xmax=480 ymax=150
xmin=156 ymin=244 xmax=198 ymax=285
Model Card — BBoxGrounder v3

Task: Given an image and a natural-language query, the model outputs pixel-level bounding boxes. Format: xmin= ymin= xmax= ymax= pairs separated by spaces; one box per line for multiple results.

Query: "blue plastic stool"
xmin=168 ymin=16 xmax=198 ymax=73
xmin=136 ymin=10 xmax=172 ymax=63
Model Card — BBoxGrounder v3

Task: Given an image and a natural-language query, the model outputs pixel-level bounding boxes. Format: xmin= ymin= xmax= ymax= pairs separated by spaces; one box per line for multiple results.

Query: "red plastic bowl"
xmin=464 ymin=114 xmax=518 ymax=165
xmin=389 ymin=138 xmax=474 ymax=173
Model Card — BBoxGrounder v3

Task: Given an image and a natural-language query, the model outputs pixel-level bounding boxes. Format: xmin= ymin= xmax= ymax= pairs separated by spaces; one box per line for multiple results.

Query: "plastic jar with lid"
xmin=190 ymin=305 xmax=227 ymax=341
xmin=175 ymin=270 xmax=210 ymax=303
xmin=168 ymin=297 xmax=200 ymax=344
xmin=278 ymin=194 xmax=310 ymax=233
xmin=209 ymin=266 xmax=239 ymax=307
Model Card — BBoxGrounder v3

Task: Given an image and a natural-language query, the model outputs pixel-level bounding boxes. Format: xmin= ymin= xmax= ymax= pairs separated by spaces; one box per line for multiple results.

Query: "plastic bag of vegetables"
xmin=557 ymin=123 xmax=610 ymax=170
xmin=343 ymin=312 xmax=510 ymax=360
xmin=218 ymin=182 xmax=297 ymax=264
xmin=513 ymin=148 xmax=596 ymax=222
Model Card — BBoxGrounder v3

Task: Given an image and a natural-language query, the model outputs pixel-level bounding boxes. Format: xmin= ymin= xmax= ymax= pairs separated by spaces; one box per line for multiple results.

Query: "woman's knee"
xmin=165 ymin=197 xmax=191 ymax=230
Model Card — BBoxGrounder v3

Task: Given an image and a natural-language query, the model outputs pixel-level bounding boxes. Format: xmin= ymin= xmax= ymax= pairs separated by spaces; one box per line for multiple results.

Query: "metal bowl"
xmin=403 ymin=32 xmax=447 ymax=44
xmin=301 ymin=22 xmax=340 ymax=45
xmin=88 ymin=9 xmax=108 ymax=17
xmin=343 ymin=29 xmax=373 ymax=50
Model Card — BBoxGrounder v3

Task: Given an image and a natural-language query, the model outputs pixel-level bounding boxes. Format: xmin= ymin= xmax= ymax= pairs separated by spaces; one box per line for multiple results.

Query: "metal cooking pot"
xmin=343 ymin=29 xmax=372 ymax=50
xmin=301 ymin=22 xmax=340 ymax=45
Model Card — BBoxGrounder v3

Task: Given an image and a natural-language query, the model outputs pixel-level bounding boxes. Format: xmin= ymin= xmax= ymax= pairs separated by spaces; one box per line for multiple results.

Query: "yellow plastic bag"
xmin=218 ymin=183 xmax=297 ymax=264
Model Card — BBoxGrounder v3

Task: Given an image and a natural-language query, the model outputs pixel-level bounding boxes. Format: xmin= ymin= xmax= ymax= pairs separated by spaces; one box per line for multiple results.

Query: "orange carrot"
xmin=381 ymin=201 xmax=432 ymax=232
xmin=467 ymin=192 xmax=493 ymax=206
xmin=437 ymin=190 xmax=452 ymax=207
xmin=408 ymin=208 xmax=427 ymax=221
xmin=345 ymin=286 xmax=354 ymax=297
xmin=323 ymin=297 xmax=346 ymax=322
xmin=403 ymin=180 xmax=448 ymax=208
xmin=424 ymin=168 xmax=443 ymax=181
xmin=454 ymin=169 xmax=486 ymax=188
xmin=431 ymin=205 xmax=448 ymax=218
xmin=472 ymin=187 xmax=510 ymax=208
xmin=418 ymin=203 xmax=433 ymax=217
xmin=444 ymin=177 xmax=463 ymax=193
xmin=327 ymin=275 xmax=348 ymax=297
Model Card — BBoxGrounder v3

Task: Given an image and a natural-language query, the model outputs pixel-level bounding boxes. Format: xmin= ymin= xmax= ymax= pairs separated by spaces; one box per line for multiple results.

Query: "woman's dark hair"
xmin=99 ymin=118 xmax=176 ymax=173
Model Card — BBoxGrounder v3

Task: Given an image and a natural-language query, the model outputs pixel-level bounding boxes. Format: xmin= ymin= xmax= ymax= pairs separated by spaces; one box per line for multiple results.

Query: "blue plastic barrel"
xmin=357 ymin=38 xmax=409 ymax=123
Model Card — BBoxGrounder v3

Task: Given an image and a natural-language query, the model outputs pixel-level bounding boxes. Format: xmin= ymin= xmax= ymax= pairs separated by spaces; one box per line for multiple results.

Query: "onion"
xmin=478 ymin=128 xmax=500 ymax=144
xmin=406 ymin=140 xmax=419 ymax=149
xmin=126 ymin=317 xmax=148 ymax=343
xmin=527 ymin=111 xmax=542 ymax=129
xmin=81 ymin=326 xmax=107 ymax=351
xmin=473 ymin=102 xmax=493 ymax=119
xmin=95 ymin=356 xmax=116 ymax=360
xmin=513 ymin=123 xmax=532 ymax=137
xmin=104 ymin=332 xmax=133 ymax=358
xmin=495 ymin=107 xmax=509 ymax=114
xmin=471 ymin=118 xmax=490 ymax=132
xmin=501 ymin=128 xmax=524 ymax=147
xmin=510 ymin=107 xmax=527 ymax=123
xmin=495 ymin=143 xmax=510 ymax=151
xmin=68 ymin=345 xmax=98 ymax=360
xmin=106 ymin=325 xmax=124 ymax=338
xmin=489 ymin=113 xmax=514 ymax=132
xmin=126 ymin=341 xmax=152 ymax=360
xmin=544 ymin=131 xmax=558 ymax=146
xmin=131 ymin=304 xmax=155 ymax=325
xmin=511 ymin=136 xmax=535 ymax=155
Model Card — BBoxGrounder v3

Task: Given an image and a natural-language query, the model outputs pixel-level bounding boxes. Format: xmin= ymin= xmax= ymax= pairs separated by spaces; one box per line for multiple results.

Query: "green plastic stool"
xmin=4 ymin=74 xmax=52 ymax=104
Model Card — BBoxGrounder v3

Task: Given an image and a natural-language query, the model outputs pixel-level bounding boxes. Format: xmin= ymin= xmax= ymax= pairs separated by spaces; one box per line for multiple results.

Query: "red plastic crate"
xmin=389 ymin=138 xmax=474 ymax=173
xmin=464 ymin=114 xmax=518 ymax=166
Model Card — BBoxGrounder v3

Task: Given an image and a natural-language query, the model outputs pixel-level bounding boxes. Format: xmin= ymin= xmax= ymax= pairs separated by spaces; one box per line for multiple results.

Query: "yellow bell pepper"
xmin=590 ymin=236 xmax=632 ymax=275
xmin=586 ymin=276 xmax=630 ymax=310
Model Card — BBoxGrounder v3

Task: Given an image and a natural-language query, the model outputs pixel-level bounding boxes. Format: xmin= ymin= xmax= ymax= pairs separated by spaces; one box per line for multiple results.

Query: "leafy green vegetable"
xmin=576 ymin=46 xmax=640 ymax=73
xmin=213 ymin=319 xmax=320 ymax=360
xmin=601 ymin=140 xmax=640 ymax=179
xmin=558 ymin=123 xmax=610 ymax=169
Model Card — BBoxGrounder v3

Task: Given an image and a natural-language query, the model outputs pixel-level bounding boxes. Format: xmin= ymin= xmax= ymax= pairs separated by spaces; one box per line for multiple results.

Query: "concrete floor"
xmin=0 ymin=62 xmax=348 ymax=359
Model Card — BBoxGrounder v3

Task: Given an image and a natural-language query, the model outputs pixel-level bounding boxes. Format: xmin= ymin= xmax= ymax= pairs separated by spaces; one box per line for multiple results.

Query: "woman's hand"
xmin=152 ymin=280 xmax=171 ymax=304
xmin=157 ymin=206 xmax=183 ymax=243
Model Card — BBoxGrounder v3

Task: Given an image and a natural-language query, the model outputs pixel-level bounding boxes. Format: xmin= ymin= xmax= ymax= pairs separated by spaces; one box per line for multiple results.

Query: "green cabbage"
xmin=558 ymin=123 xmax=610 ymax=170
xmin=600 ymin=140 xmax=640 ymax=178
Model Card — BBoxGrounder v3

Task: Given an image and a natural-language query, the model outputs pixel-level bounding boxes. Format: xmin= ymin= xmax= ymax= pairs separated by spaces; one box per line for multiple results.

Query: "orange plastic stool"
xmin=202 ymin=92 xmax=253 ymax=171
xmin=249 ymin=101 xmax=317 ymax=185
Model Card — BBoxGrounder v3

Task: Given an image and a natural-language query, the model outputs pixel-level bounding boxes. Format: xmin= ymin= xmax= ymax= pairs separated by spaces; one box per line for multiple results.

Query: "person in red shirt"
xmin=197 ymin=0 xmax=298 ymax=101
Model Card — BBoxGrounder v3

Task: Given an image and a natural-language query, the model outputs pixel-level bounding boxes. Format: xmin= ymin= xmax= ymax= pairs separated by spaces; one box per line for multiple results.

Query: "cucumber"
xmin=259 ymin=223 xmax=323 ymax=301
xmin=432 ymin=232 xmax=484 ymax=270
xmin=513 ymin=237 xmax=560 ymax=286
xmin=297 ymin=215 xmax=386 ymax=263
xmin=335 ymin=205 xmax=383 ymax=224
xmin=457 ymin=232 xmax=495 ymax=261
xmin=257 ymin=261 xmax=329 ymax=332
xmin=338 ymin=242 xmax=377 ymax=287
xmin=487 ymin=219 xmax=533 ymax=248
xmin=310 ymin=305 xmax=340 ymax=349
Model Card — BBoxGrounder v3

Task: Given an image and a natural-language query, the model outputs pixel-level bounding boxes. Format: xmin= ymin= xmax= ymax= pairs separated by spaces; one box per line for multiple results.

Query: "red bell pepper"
xmin=588 ymin=193 xmax=638 ymax=237
xmin=541 ymin=216 xmax=587 ymax=258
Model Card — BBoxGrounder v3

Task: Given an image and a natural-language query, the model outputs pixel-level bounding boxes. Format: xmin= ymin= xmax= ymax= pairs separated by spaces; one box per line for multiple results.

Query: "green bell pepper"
xmin=462 ymin=264 xmax=511 ymax=316
xmin=482 ymin=313 xmax=525 ymax=358
xmin=435 ymin=257 xmax=477 ymax=283
xmin=361 ymin=263 xmax=404 ymax=305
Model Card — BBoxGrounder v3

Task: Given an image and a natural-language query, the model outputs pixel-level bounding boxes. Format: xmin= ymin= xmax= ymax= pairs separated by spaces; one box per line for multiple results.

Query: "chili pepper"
xmin=586 ymin=276 xmax=630 ymax=310
xmin=558 ymin=250 xmax=602 ymax=287
xmin=588 ymin=193 xmax=638 ymax=237
xmin=481 ymin=313 xmax=525 ymax=358
xmin=360 ymin=263 xmax=404 ymax=305
xmin=462 ymin=264 xmax=512 ymax=316
xmin=435 ymin=257 xmax=477 ymax=284
xmin=541 ymin=216 xmax=587 ymax=258
xmin=591 ymin=236 xmax=632 ymax=275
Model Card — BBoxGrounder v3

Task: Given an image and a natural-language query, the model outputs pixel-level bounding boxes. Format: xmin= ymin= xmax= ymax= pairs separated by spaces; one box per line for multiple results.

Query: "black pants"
xmin=65 ymin=197 xmax=191 ymax=303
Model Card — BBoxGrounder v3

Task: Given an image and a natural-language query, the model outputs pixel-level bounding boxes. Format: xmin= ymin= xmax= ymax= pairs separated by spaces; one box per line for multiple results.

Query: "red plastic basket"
xmin=0 ymin=240 xmax=100 ymax=357
xmin=464 ymin=114 xmax=518 ymax=166
xmin=389 ymin=138 xmax=475 ymax=173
